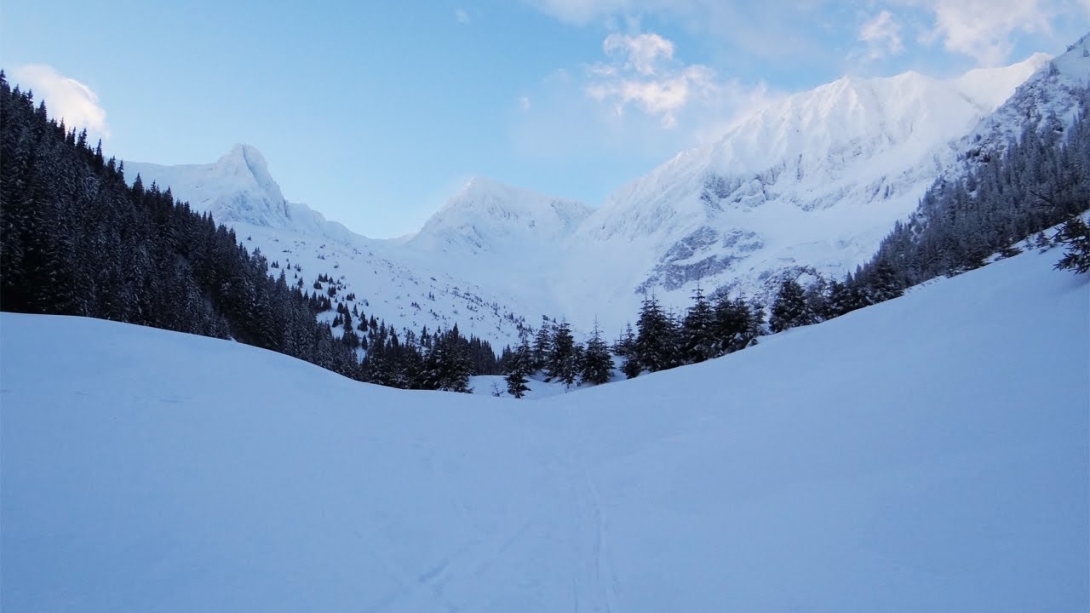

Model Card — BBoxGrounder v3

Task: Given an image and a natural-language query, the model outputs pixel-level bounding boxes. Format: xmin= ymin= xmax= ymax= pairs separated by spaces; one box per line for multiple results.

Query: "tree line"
xmin=763 ymin=91 xmax=1090 ymax=334
xmin=0 ymin=71 xmax=499 ymax=391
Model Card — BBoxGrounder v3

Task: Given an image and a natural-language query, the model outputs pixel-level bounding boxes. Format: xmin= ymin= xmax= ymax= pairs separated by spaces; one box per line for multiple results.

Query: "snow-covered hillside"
xmin=126 ymin=151 xmax=542 ymax=348
xmin=961 ymin=32 xmax=1090 ymax=161
xmin=3 ymin=248 xmax=1087 ymax=611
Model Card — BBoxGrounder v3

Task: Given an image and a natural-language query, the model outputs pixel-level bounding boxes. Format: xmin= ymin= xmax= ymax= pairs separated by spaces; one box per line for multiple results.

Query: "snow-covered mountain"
xmin=126 ymin=35 xmax=1090 ymax=341
xmin=396 ymin=50 xmax=1069 ymax=332
xmin=126 ymin=145 xmax=358 ymax=241
xmin=407 ymin=177 xmax=592 ymax=256
xmin=550 ymin=52 xmax=1056 ymax=326
xmin=126 ymin=151 xmax=543 ymax=349
xmin=4 ymin=247 xmax=1087 ymax=611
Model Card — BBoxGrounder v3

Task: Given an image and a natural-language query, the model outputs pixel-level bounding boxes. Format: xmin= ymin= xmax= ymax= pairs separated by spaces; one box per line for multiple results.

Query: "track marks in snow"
xmin=567 ymin=405 xmax=620 ymax=613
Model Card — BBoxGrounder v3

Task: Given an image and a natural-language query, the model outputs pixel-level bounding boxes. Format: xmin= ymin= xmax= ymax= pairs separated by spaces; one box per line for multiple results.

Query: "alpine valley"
xmin=3 ymin=14 xmax=1090 ymax=613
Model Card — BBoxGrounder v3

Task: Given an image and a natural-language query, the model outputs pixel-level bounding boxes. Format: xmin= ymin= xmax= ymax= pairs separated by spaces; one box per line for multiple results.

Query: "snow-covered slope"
xmin=125 ymin=150 xmax=542 ymax=348
xmin=3 ymin=249 xmax=1087 ymax=611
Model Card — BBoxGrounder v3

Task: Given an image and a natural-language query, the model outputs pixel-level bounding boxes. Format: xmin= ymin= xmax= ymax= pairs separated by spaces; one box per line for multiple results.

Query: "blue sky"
xmin=3 ymin=0 xmax=1089 ymax=237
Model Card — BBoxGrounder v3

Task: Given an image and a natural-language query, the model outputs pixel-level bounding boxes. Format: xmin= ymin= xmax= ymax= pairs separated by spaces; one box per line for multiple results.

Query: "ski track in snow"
xmin=566 ymin=402 xmax=619 ymax=613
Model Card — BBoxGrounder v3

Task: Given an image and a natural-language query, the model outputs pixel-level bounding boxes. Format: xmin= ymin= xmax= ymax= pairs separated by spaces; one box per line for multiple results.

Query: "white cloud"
xmin=586 ymin=32 xmax=725 ymax=128
xmin=602 ymin=32 xmax=674 ymax=75
xmin=527 ymin=0 xmax=1090 ymax=70
xmin=455 ymin=8 xmax=471 ymax=24
xmin=13 ymin=64 xmax=109 ymax=137
xmin=859 ymin=10 xmax=905 ymax=59
xmin=519 ymin=95 xmax=532 ymax=111
xmin=910 ymin=0 xmax=1055 ymax=65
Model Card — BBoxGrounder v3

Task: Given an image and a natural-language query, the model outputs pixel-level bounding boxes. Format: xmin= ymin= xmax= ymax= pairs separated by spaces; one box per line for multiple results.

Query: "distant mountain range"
xmin=126 ymin=33 xmax=1090 ymax=345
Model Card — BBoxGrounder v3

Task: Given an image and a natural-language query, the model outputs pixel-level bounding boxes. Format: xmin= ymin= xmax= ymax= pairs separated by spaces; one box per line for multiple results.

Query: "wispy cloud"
xmin=906 ymin=0 xmax=1057 ymax=65
xmin=512 ymin=30 xmax=775 ymax=165
xmin=859 ymin=10 xmax=905 ymax=60
xmin=526 ymin=0 xmax=1090 ymax=68
xmin=455 ymin=8 xmax=471 ymax=25
xmin=13 ymin=64 xmax=109 ymax=137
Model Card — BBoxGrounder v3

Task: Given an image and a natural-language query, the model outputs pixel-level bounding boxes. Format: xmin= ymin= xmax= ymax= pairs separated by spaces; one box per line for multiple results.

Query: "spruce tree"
xmin=504 ymin=340 xmax=532 ymax=398
xmin=1054 ymin=216 xmax=1090 ymax=273
xmin=681 ymin=286 xmax=716 ymax=363
xmin=531 ymin=319 xmax=553 ymax=373
xmin=769 ymin=277 xmax=811 ymax=333
xmin=547 ymin=321 xmax=579 ymax=387
xmin=580 ymin=321 xmax=614 ymax=386
xmin=634 ymin=295 xmax=678 ymax=373
xmin=613 ymin=323 xmax=636 ymax=359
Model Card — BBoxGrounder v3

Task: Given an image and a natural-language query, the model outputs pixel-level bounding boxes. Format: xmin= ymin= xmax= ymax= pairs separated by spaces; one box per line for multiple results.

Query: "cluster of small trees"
xmin=501 ymin=289 xmax=767 ymax=398
xmin=614 ymin=289 xmax=765 ymax=379
xmin=501 ymin=319 xmax=613 ymax=398
xmin=354 ymin=320 xmax=499 ymax=392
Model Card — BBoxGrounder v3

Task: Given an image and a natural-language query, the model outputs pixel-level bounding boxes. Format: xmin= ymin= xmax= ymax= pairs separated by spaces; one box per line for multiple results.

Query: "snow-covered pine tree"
xmin=547 ymin=321 xmax=579 ymax=387
xmin=769 ymin=277 xmax=812 ymax=333
xmin=531 ymin=318 xmax=553 ymax=373
xmin=634 ymin=295 xmax=679 ymax=374
xmin=681 ymin=286 xmax=716 ymax=364
xmin=504 ymin=340 xmax=533 ymax=398
xmin=580 ymin=321 xmax=613 ymax=386
xmin=1054 ymin=216 xmax=1090 ymax=273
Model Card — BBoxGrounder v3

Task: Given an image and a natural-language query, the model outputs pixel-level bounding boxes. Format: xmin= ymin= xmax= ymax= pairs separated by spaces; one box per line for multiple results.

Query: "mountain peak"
xmin=214 ymin=144 xmax=277 ymax=189
xmin=1052 ymin=31 xmax=1090 ymax=81
xmin=406 ymin=177 xmax=592 ymax=257
xmin=125 ymin=144 xmax=292 ymax=229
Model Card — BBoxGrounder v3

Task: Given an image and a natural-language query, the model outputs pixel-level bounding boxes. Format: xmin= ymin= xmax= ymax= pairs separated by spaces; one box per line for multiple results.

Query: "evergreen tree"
xmin=531 ymin=318 xmax=553 ymax=372
xmin=580 ymin=321 xmax=613 ymax=386
xmin=712 ymin=294 xmax=763 ymax=354
xmin=634 ymin=295 xmax=678 ymax=373
xmin=1054 ymin=216 xmax=1090 ymax=273
xmin=769 ymin=277 xmax=812 ymax=333
xmin=504 ymin=340 xmax=533 ymax=398
xmin=681 ymin=286 xmax=716 ymax=363
xmin=612 ymin=323 xmax=636 ymax=359
xmin=547 ymin=321 xmax=579 ymax=387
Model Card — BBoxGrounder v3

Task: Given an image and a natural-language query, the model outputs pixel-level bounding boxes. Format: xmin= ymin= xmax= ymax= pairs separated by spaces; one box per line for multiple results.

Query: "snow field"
xmin=2 ymin=248 xmax=1086 ymax=611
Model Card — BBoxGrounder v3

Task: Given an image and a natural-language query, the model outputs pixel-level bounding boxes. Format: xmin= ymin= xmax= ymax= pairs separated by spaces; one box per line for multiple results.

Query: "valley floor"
xmin=2 ymin=249 xmax=1087 ymax=612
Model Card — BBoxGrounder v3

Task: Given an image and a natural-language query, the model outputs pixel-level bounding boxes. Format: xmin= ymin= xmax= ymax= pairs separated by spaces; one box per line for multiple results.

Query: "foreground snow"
xmin=2 ymin=250 xmax=1087 ymax=612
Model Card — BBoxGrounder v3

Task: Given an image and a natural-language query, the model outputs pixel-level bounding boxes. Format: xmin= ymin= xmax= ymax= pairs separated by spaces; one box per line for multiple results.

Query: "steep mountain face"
xmin=551 ymin=53 xmax=1053 ymax=328
xmin=127 ymin=145 xmax=290 ymax=228
xmin=126 ymin=145 xmax=357 ymax=241
xmin=960 ymin=33 xmax=1090 ymax=161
